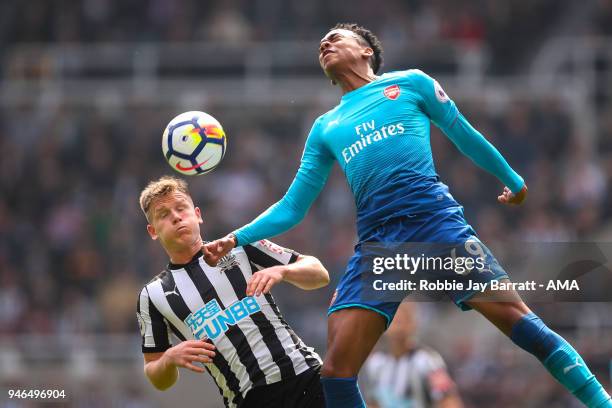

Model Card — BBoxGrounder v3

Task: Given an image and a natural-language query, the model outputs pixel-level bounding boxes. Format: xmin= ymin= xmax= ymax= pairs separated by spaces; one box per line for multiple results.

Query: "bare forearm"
xmin=145 ymin=354 xmax=179 ymax=390
xmin=283 ymin=255 xmax=329 ymax=290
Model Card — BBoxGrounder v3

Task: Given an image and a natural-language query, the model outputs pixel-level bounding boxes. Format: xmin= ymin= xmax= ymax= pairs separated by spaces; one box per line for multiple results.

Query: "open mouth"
xmin=321 ymin=50 xmax=334 ymax=59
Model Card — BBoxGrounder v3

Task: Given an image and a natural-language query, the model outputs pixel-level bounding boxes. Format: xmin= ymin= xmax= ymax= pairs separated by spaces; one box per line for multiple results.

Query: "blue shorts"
xmin=328 ymin=206 xmax=508 ymax=327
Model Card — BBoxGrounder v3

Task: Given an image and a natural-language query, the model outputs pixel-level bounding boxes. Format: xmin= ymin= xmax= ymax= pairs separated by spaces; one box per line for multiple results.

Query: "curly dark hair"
xmin=332 ymin=23 xmax=384 ymax=74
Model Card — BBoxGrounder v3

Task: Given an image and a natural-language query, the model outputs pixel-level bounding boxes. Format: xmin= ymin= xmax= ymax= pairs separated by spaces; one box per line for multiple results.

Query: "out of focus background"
xmin=1 ymin=0 xmax=612 ymax=407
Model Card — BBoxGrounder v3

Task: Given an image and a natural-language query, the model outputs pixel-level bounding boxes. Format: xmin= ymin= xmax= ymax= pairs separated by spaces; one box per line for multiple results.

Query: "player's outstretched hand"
xmin=165 ymin=340 xmax=216 ymax=373
xmin=246 ymin=266 xmax=286 ymax=296
xmin=203 ymin=235 xmax=236 ymax=266
xmin=497 ymin=184 xmax=528 ymax=205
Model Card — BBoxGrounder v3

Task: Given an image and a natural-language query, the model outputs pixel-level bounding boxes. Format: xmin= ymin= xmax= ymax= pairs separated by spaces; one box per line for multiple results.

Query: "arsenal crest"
xmin=384 ymin=84 xmax=400 ymax=100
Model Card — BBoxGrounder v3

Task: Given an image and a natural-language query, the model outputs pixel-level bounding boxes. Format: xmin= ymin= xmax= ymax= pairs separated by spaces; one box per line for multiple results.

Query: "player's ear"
xmin=362 ymin=47 xmax=373 ymax=59
xmin=195 ymin=207 xmax=203 ymax=224
xmin=147 ymin=224 xmax=158 ymax=240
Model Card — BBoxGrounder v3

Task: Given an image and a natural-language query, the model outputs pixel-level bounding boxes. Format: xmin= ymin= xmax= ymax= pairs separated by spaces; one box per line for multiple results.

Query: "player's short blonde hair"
xmin=139 ymin=176 xmax=192 ymax=221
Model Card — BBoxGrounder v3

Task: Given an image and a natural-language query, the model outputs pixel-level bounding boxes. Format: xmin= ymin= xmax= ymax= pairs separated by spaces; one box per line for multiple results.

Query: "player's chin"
xmin=322 ymin=58 xmax=341 ymax=75
xmin=174 ymin=228 xmax=192 ymax=239
xmin=173 ymin=229 xmax=196 ymax=242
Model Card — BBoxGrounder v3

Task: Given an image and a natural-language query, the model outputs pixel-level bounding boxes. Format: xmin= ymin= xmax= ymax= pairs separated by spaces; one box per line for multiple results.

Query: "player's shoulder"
xmin=141 ymin=269 xmax=171 ymax=293
xmin=301 ymin=111 xmax=336 ymax=142
xmin=314 ymin=108 xmax=341 ymax=129
xmin=372 ymin=70 xmax=435 ymax=102
xmin=394 ymin=68 xmax=431 ymax=79
xmin=384 ymin=69 xmax=434 ymax=88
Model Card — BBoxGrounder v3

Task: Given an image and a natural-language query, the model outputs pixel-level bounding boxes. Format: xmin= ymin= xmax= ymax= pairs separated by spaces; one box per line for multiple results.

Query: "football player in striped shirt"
xmin=204 ymin=23 xmax=612 ymax=408
xmin=362 ymin=302 xmax=463 ymax=408
xmin=136 ymin=176 xmax=328 ymax=408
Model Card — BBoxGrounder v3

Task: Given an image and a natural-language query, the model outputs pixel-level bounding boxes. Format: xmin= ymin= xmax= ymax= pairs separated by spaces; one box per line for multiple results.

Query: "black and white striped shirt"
xmin=362 ymin=346 xmax=457 ymax=408
xmin=136 ymin=240 xmax=322 ymax=408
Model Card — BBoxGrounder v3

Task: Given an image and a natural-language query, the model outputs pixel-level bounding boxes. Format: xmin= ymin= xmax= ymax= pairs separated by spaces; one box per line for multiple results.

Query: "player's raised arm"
xmin=411 ymin=70 xmax=527 ymax=205
xmin=204 ymin=120 xmax=334 ymax=266
xmin=247 ymin=254 xmax=330 ymax=296
xmin=243 ymin=240 xmax=329 ymax=295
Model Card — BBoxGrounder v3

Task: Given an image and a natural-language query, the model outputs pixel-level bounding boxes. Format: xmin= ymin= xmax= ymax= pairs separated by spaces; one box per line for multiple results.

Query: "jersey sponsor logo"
xmin=342 ymin=119 xmax=406 ymax=164
xmin=383 ymin=84 xmax=401 ymax=100
xmin=185 ymin=297 xmax=261 ymax=340
xmin=434 ymin=80 xmax=449 ymax=103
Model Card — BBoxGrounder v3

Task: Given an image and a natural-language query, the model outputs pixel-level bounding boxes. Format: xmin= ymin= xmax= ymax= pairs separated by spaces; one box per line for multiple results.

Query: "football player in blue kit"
xmin=204 ymin=23 xmax=612 ymax=408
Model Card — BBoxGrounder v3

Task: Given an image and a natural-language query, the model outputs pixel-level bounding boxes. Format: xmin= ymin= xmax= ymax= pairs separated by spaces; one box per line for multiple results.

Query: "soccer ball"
xmin=162 ymin=111 xmax=227 ymax=175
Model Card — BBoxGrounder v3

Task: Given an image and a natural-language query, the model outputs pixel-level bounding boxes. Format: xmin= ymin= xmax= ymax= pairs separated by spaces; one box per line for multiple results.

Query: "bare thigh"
xmin=321 ymin=308 xmax=387 ymax=378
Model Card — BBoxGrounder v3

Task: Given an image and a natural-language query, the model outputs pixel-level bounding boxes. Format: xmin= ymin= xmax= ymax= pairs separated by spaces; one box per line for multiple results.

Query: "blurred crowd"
xmin=1 ymin=0 xmax=612 ymax=407
xmin=0 ymin=0 xmax=581 ymax=74
xmin=1 ymin=96 xmax=611 ymax=406
xmin=2 ymin=96 xmax=609 ymax=333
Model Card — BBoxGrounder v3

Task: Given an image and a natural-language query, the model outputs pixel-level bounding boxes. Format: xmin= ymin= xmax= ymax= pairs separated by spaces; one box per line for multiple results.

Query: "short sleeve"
xmin=242 ymin=240 xmax=300 ymax=270
xmin=137 ymin=287 xmax=173 ymax=353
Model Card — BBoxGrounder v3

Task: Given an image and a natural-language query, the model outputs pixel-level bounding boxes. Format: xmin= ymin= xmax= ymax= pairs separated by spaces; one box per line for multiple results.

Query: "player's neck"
xmin=166 ymin=239 xmax=203 ymax=265
xmin=333 ymin=67 xmax=377 ymax=94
